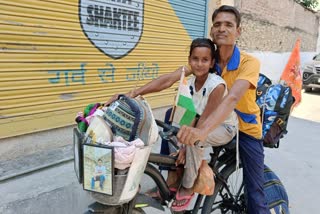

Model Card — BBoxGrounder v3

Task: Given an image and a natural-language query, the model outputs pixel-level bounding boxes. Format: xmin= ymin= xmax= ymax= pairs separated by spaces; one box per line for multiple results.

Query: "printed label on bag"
xmin=110 ymin=101 xmax=120 ymax=111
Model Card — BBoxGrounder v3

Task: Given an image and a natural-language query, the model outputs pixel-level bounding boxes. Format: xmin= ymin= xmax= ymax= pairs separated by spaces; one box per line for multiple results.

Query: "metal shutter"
xmin=0 ymin=0 xmax=207 ymax=138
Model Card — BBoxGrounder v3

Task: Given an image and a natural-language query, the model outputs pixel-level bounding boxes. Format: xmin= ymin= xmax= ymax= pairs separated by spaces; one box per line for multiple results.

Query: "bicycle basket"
xmin=73 ymin=96 xmax=159 ymax=205
xmin=74 ymin=128 xmax=154 ymax=205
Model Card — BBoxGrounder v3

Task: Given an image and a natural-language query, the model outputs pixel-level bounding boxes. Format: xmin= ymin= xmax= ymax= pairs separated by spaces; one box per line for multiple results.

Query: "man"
xmin=177 ymin=5 xmax=270 ymax=213
xmin=91 ymin=159 xmax=106 ymax=190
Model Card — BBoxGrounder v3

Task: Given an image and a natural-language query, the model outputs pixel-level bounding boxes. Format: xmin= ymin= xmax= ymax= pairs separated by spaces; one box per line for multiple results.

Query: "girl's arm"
xmin=105 ymin=65 xmax=191 ymax=105
xmin=129 ymin=67 xmax=183 ymax=97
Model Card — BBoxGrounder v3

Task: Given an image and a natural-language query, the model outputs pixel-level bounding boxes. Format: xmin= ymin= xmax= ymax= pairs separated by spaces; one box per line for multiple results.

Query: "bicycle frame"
xmin=84 ymin=119 xmax=244 ymax=214
xmin=144 ymin=138 xmax=241 ymax=213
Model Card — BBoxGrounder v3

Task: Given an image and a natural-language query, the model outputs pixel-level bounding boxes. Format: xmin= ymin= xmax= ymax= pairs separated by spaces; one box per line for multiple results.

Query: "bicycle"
xmin=81 ymin=118 xmax=245 ymax=214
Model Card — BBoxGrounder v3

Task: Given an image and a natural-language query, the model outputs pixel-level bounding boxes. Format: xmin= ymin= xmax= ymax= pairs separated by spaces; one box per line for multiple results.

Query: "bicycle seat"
xmin=220 ymin=137 xmax=236 ymax=150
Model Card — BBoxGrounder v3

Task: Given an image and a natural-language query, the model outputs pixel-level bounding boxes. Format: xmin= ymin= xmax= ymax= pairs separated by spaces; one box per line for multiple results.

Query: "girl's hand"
xmin=104 ymin=89 xmax=138 ymax=106
xmin=181 ymin=65 xmax=192 ymax=76
xmin=125 ymin=89 xmax=137 ymax=98
xmin=175 ymin=147 xmax=186 ymax=166
xmin=104 ymin=93 xmax=120 ymax=106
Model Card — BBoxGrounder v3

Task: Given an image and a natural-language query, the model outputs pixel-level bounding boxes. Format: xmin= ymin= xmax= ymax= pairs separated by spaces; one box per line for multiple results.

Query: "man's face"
xmin=211 ymin=12 xmax=240 ymax=47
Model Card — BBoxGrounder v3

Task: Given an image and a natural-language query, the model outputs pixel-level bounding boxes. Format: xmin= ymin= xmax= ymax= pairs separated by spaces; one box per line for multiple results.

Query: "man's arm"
xmin=178 ymin=79 xmax=250 ymax=145
xmin=175 ymin=83 xmax=225 ymax=165
xmin=104 ymin=66 xmax=191 ymax=105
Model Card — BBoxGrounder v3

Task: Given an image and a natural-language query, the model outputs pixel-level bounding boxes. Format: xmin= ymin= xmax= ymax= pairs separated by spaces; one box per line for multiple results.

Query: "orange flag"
xmin=280 ymin=38 xmax=302 ymax=108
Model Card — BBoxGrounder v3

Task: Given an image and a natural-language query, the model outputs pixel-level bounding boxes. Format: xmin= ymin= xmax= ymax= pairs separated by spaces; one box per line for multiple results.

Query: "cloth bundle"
xmin=103 ymin=136 xmax=144 ymax=170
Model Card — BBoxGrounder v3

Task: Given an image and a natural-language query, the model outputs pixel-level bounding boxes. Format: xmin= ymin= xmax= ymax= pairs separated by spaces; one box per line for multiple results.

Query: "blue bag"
xmin=264 ymin=165 xmax=290 ymax=213
xmin=256 ymin=74 xmax=295 ymax=148
xmin=258 ymin=73 xmax=272 ymax=86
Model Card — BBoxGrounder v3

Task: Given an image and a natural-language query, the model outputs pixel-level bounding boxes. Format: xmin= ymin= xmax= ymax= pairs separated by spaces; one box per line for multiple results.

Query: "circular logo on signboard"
xmin=79 ymin=0 xmax=144 ymax=59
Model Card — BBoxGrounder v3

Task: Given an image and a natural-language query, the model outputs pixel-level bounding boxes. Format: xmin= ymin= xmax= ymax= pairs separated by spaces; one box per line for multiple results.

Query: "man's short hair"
xmin=212 ymin=5 xmax=241 ymax=27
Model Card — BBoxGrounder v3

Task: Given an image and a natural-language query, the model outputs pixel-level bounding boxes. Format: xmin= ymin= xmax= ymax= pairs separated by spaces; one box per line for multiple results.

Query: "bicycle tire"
xmin=202 ymin=163 xmax=245 ymax=214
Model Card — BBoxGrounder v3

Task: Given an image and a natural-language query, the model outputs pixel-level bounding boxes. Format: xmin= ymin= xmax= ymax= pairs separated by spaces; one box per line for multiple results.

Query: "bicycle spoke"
xmin=202 ymin=165 xmax=246 ymax=214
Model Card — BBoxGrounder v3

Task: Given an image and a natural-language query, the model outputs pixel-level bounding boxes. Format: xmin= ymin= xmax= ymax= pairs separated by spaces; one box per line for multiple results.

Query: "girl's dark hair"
xmin=212 ymin=5 xmax=241 ymax=27
xmin=189 ymin=38 xmax=217 ymax=60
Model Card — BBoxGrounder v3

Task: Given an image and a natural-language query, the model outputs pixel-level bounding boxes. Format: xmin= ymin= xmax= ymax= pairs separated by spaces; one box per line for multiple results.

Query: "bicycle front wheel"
xmin=202 ymin=164 xmax=246 ymax=214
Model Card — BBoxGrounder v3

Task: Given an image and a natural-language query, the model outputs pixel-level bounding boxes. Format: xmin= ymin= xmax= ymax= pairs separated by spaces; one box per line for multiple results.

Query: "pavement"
xmin=0 ymin=90 xmax=319 ymax=214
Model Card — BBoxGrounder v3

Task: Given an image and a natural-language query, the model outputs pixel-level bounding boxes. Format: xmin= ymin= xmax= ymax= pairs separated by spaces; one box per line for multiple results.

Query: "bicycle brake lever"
xmin=169 ymin=126 xmax=179 ymax=135
xmin=159 ymin=130 xmax=180 ymax=151
xmin=159 ymin=131 xmax=170 ymax=140
xmin=168 ymin=135 xmax=180 ymax=150
xmin=160 ymin=126 xmax=179 ymax=138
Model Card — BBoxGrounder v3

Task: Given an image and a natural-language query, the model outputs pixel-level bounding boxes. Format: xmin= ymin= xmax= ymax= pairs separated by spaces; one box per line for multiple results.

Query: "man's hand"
xmin=104 ymin=90 xmax=138 ymax=106
xmin=177 ymin=125 xmax=207 ymax=146
xmin=104 ymin=93 xmax=120 ymax=106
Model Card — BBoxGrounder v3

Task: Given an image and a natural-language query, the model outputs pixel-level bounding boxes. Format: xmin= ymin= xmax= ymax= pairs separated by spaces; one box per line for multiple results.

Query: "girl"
xmin=105 ymin=38 xmax=238 ymax=211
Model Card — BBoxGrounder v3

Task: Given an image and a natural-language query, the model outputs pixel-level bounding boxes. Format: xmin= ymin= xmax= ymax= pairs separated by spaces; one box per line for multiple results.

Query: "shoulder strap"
xmin=274 ymin=85 xmax=287 ymax=111
xmin=118 ymin=95 xmax=143 ymax=141
xmin=258 ymin=84 xmax=271 ymax=125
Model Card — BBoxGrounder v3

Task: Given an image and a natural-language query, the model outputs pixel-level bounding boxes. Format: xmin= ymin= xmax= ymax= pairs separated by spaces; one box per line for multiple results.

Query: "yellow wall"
xmin=0 ymin=0 xmax=207 ymax=138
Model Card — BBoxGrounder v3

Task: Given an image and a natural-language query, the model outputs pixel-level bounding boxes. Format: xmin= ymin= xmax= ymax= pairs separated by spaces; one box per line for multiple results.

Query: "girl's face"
xmin=188 ymin=47 xmax=214 ymax=78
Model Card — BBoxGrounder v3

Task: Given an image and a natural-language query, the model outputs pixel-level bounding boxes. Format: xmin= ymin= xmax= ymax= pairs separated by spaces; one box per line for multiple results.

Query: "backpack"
xmin=103 ymin=95 xmax=158 ymax=146
xmin=257 ymin=73 xmax=272 ymax=86
xmin=264 ymin=165 xmax=290 ymax=214
xmin=256 ymin=74 xmax=295 ymax=148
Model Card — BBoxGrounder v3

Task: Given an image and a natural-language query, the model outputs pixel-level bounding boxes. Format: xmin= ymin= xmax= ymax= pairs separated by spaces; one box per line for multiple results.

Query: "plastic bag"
xmin=193 ymin=160 xmax=215 ymax=195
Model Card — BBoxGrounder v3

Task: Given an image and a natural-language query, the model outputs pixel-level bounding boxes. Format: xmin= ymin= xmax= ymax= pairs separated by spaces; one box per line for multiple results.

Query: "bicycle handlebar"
xmin=155 ymin=119 xmax=203 ymax=149
xmin=155 ymin=119 xmax=179 ymax=135
xmin=155 ymin=119 xmax=180 ymax=150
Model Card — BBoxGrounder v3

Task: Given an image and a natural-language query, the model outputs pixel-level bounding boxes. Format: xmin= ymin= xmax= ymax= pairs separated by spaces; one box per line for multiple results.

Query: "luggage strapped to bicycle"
xmin=73 ymin=95 xmax=159 ymax=205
